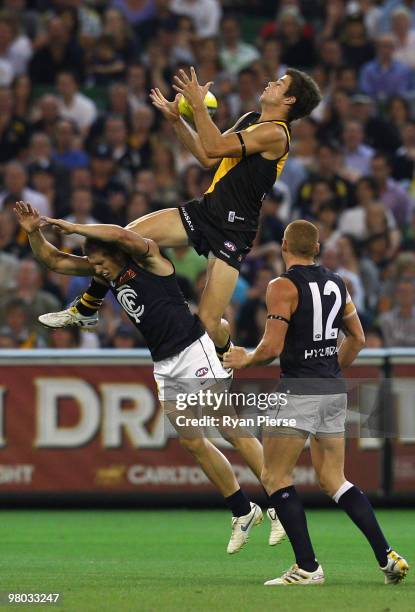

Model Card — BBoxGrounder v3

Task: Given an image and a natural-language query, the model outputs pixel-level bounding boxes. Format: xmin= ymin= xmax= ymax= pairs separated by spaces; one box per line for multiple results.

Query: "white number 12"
xmin=309 ymin=281 xmax=342 ymax=341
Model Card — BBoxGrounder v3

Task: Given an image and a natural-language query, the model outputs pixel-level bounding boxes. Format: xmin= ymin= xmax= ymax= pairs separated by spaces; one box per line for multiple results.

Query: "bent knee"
xmin=179 ymin=436 xmax=207 ymax=455
xmin=317 ymin=473 xmax=345 ymax=497
xmin=261 ymin=468 xmax=291 ymax=495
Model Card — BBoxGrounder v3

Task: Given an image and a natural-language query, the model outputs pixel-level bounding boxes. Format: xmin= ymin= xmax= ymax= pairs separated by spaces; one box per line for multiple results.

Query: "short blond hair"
xmin=284 ymin=220 xmax=319 ymax=258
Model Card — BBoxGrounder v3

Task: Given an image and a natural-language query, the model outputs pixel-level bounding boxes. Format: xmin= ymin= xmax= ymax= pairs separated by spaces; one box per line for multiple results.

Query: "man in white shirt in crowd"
xmin=56 ymin=71 xmax=97 ymax=135
xmin=0 ymin=161 xmax=50 ymax=216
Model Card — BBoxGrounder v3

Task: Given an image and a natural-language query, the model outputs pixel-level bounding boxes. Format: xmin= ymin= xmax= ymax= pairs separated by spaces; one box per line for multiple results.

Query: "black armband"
xmin=236 ymin=132 xmax=246 ymax=157
xmin=267 ymin=314 xmax=290 ymax=324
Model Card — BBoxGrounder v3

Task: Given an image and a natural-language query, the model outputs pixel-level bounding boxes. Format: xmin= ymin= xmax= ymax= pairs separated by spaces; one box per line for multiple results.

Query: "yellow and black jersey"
xmin=203 ymin=111 xmax=291 ymax=232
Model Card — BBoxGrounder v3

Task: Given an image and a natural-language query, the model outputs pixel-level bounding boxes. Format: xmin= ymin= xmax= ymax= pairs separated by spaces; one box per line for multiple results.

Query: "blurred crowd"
xmin=1 ymin=0 xmax=415 ymax=350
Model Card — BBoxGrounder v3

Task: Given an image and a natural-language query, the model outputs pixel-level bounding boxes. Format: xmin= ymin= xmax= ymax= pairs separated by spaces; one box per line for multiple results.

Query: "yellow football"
xmin=178 ymin=91 xmax=218 ymax=123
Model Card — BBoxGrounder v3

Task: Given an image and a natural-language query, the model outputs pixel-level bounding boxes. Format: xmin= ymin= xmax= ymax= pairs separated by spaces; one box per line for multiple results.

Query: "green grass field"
xmin=1 ymin=509 xmax=413 ymax=611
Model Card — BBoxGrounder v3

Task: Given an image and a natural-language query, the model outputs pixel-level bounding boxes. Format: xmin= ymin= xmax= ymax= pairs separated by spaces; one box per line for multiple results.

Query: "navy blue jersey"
xmin=279 ymin=264 xmax=347 ymax=386
xmin=109 ymin=258 xmax=204 ymax=361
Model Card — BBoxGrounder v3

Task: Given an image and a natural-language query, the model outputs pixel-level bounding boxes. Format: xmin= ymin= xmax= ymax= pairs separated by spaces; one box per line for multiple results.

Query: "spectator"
xmin=296 ymin=143 xmax=354 ymax=213
xmin=318 ymin=39 xmax=343 ymax=75
xmin=151 ymin=141 xmax=180 ymax=207
xmin=386 ymin=95 xmax=411 ymax=134
xmin=88 ymin=34 xmax=126 ymax=86
xmin=171 ymin=0 xmax=221 ymax=38
xmin=164 ymin=245 xmax=207 ymax=285
xmin=278 ymin=6 xmax=316 ymax=69
xmin=89 ymin=143 xmax=126 ymax=221
xmin=393 ymin=120 xmax=415 ymax=183
xmin=126 ymin=190 xmax=151 ymax=223
xmin=236 ymin=267 xmax=274 ymax=346
xmin=341 ymin=119 xmax=375 ymax=182
xmin=0 ymin=12 xmax=32 ymax=80
xmin=370 ymin=153 xmax=414 ymax=227
xmin=350 ymin=93 xmax=401 ymax=154
xmin=0 ymin=85 xmax=30 ymax=163
xmin=338 ymin=176 xmax=399 ymax=244
xmin=104 ymin=114 xmax=141 ymax=181
xmin=0 ymin=209 xmax=25 ymax=258
xmin=219 ymin=15 xmax=260 ymax=76
xmin=0 ymin=259 xmax=60 ymax=342
xmin=12 ymin=73 xmax=32 ymax=119
xmin=31 ymin=94 xmax=61 ymax=141
xmin=127 ymin=62 xmax=151 ymax=112
xmin=56 ymin=71 xmax=97 ymax=134
xmin=341 ymin=16 xmax=375 ymax=70
xmin=62 ymin=187 xmax=99 ymax=253
xmin=337 ymin=233 xmax=380 ymax=314
xmin=390 ymin=5 xmax=415 ymax=69
xmin=52 ymin=119 xmax=89 ymax=170
xmin=29 ymin=16 xmax=84 ymax=85
xmin=228 ymin=67 xmax=261 ymax=119
xmin=0 ymin=298 xmax=41 ymax=347
xmin=103 ymin=8 xmax=139 ymax=63
xmin=0 ymin=161 xmax=50 ymax=216
xmin=378 ymin=280 xmax=415 ymax=346
xmin=359 ymin=33 xmax=413 ymax=99
xmin=49 ymin=326 xmax=81 ymax=349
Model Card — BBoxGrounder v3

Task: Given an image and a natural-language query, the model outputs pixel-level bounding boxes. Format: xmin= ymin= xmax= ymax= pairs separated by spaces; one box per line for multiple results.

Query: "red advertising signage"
xmin=0 ymin=351 xmax=412 ymax=497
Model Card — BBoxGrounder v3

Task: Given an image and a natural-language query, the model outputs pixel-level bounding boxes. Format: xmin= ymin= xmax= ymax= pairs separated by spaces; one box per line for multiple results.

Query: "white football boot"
xmin=38 ymin=305 xmax=98 ymax=330
xmin=380 ymin=550 xmax=409 ymax=584
xmin=264 ymin=563 xmax=325 ymax=586
xmin=227 ymin=502 xmax=263 ymax=554
xmin=267 ymin=508 xmax=286 ymax=546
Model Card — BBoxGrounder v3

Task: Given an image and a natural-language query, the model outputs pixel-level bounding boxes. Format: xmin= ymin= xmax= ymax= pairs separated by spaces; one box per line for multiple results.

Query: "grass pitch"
xmin=0 ymin=509 xmax=413 ymax=611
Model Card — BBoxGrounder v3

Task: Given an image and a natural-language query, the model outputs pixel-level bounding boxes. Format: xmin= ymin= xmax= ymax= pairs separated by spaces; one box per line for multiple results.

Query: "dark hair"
xmin=83 ymin=237 xmax=123 ymax=259
xmin=285 ymin=68 xmax=322 ymax=121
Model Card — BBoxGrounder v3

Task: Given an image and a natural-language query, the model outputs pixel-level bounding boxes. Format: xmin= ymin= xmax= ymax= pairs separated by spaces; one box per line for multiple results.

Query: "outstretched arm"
xmin=149 ymin=88 xmax=219 ymax=168
xmin=41 ymin=218 xmax=157 ymax=259
xmin=173 ymin=67 xmax=287 ymax=159
xmin=223 ymin=278 xmax=296 ymax=369
xmin=14 ymin=202 xmax=94 ymax=276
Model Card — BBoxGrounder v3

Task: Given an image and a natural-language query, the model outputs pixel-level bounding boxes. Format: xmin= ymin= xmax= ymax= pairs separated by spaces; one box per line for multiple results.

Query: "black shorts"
xmin=178 ymin=199 xmax=256 ymax=271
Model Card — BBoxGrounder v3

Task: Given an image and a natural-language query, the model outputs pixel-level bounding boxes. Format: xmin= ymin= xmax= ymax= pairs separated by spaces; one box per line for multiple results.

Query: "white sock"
xmin=332 ymin=480 xmax=354 ymax=504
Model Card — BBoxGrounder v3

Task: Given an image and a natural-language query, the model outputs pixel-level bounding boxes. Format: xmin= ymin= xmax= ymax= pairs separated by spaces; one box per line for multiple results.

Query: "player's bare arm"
xmin=149 ymin=87 xmax=220 ymax=168
xmin=41 ymin=217 xmax=156 ymax=259
xmin=223 ymin=277 xmax=298 ymax=369
xmin=14 ymin=202 xmax=94 ymax=276
xmin=337 ymin=304 xmax=366 ymax=369
xmin=173 ymin=67 xmax=287 ymax=159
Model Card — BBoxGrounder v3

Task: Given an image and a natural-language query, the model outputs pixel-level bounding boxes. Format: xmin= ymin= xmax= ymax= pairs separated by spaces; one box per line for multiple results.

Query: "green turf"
xmin=0 ymin=509 xmax=413 ymax=611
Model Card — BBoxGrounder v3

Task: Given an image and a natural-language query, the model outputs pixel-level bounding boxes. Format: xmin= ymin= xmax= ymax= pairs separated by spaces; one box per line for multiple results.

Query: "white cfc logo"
xmin=116 ymin=285 xmax=144 ymax=323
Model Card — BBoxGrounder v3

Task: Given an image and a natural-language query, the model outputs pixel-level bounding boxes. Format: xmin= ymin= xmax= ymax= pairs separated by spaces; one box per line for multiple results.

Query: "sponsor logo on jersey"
xmin=116 ymin=285 xmax=144 ymax=323
xmin=118 ymin=268 xmax=137 ymax=286
xmin=195 ymin=367 xmax=209 ymax=377
xmin=224 ymin=240 xmax=237 ymax=252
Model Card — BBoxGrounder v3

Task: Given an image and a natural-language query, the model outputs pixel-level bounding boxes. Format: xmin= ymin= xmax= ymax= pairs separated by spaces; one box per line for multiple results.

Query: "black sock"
xmin=269 ymin=486 xmax=318 ymax=572
xmin=215 ymin=336 xmax=231 ymax=360
xmin=336 ymin=484 xmax=390 ymax=567
xmin=225 ymin=488 xmax=251 ymax=517
xmin=75 ymin=279 xmax=108 ymax=316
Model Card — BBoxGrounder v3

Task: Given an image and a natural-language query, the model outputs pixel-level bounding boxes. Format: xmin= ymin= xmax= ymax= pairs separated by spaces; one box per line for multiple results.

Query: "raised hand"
xmin=173 ymin=66 xmax=213 ymax=109
xmin=149 ymin=88 xmax=180 ymax=122
xmin=13 ymin=201 xmax=43 ymax=234
xmin=40 ymin=217 xmax=76 ymax=235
